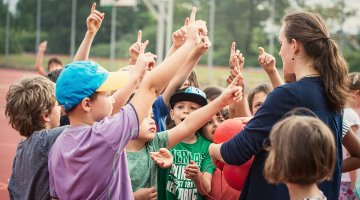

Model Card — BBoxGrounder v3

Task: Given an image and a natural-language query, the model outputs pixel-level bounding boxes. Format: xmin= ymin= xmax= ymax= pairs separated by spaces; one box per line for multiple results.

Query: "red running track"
xmin=0 ymin=68 xmax=36 ymax=199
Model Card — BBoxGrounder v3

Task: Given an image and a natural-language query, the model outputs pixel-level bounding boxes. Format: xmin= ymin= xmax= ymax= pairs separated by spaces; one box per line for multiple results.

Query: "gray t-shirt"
xmin=127 ymin=131 xmax=168 ymax=191
xmin=8 ymin=126 xmax=66 ymax=200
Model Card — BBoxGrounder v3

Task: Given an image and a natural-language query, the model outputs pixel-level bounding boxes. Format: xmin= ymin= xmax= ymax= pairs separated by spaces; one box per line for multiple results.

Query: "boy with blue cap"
xmin=48 ymin=12 xmax=210 ymax=200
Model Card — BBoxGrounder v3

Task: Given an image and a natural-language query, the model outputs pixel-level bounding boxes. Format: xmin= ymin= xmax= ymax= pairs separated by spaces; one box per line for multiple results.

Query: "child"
xmin=5 ymin=75 xmax=64 ymax=199
xmin=35 ymin=40 xmax=63 ymax=76
xmin=157 ymin=85 xmax=240 ymax=200
xmin=48 ymin=13 xmax=209 ymax=199
xmin=127 ymin=75 xmax=243 ymax=199
xmin=247 ymin=83 xmax=272 ymax=115
xmin=264 ymin=115 xmax=336 ymax=200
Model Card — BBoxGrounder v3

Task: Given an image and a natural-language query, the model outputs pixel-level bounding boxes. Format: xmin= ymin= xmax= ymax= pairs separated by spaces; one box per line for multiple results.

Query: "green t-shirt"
xmin=158 ymin=133 xmax=216 ymax=200
xmin=126 ymin=131 xmax=168 ymax=191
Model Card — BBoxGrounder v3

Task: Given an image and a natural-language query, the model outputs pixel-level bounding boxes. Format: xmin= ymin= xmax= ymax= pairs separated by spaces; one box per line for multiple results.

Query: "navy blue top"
xmin=221 ymin=77 xmax=342 ymax=200
xmin=152 ymin=95 xmax=170 ymax=132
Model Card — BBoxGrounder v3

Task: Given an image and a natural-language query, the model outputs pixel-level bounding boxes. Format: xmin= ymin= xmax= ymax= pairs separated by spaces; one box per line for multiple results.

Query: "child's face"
xmin=90 ymin=91 xmax=114 ymax=122
xmin=49 ymin=101 xmax=62 ymax=128
xmin=170 ymin=101 xmax=201 ymax=125
xmin=139 ymin=109 xmax=157 ymax=142
xmin=251 ymin=91 xmax=268 ymax=114
xmin=201 ymin=114 xmax=224 ymax=142
xmin=48 ymin=63 xmax=62 ymax=72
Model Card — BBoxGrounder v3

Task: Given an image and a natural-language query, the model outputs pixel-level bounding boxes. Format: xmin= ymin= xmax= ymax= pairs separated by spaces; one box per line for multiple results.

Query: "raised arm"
xmin=227 ymin=42 xmax=252 ymax=118
xmin=167 ymin=74 xmax=243 ymax=148
xmin=258 ymin=47 xmax=284 ymax=88
xmin=131 ymin=8 xmax=209 ymax=127
xmin=35 ymin=41 xmax=47 ymax=76
xmin=73 ymin=3 xmax=104 ymax=61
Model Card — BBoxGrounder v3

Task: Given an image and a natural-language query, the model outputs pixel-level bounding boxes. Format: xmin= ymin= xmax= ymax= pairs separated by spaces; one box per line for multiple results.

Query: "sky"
xmin=4 ymin=0 xmax=360 ymax=34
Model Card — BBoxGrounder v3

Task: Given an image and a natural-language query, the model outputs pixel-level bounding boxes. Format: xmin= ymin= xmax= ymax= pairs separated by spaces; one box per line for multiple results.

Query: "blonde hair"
xmin=5 ymin=76 xmax=56 ymax=137
xmin=264 ymin=116 xmax=336 ymax=185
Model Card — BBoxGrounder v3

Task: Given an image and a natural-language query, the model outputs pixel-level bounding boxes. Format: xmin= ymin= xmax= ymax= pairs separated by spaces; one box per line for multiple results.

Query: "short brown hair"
xmin=5 ymin=76 xmax=56 ymax=137
xmin=264 ymin=116 xmax=336 ymax=185
xmin=47 ymin=57 xmax=63 ymax=71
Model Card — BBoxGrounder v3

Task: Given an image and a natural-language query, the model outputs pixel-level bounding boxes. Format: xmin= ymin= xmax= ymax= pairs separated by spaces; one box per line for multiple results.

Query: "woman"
xmin=209 ymin=11 xmax=350 ymax=199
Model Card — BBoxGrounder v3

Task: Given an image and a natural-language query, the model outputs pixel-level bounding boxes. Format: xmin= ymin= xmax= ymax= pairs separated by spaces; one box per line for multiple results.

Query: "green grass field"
xmin=0 ymin=53 xmax=275 ymax=89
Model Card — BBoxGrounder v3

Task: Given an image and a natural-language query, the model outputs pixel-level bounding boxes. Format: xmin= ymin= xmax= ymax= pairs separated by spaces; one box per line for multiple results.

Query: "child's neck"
xmin=182 ymin=134 xmax=197 ymax=144
xmin=286 ymin=183 xmax=324 ymax=200
xmin=126 ymin=139 xmax=147 ymax=152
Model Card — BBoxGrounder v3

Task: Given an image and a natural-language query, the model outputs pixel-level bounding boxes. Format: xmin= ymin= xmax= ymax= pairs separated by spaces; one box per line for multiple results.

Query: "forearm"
xmin=193 ymin=173 xmax=211 ymax=195
xmin=73 ymin=31 xmax=96 ymax=61
xmin=342 ymin=157 xmax=360 ymax=172
xmin=162 ymin=54 xmax=200 ymax=107
xmin=147 ymin=41 xmax=197 ymax=96
xmin=266 ymin=68 xmax=284 ymax=88
xmin=35 ymin=50 xmax=46 ymax=76
xmin=111 ymin=77 xmax=139 ymax=115
xmin=166 ymin=44 xmax=178 ymax=58
xmin=229 ymin=94 xmax=252 ymax=118
xmin=220 ymin=133 xmax=255 ymax=165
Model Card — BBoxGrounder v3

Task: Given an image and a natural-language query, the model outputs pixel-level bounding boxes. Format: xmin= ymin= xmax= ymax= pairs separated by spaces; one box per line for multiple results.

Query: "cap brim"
xmin=96 ymin=70 xmax=129 ymax=91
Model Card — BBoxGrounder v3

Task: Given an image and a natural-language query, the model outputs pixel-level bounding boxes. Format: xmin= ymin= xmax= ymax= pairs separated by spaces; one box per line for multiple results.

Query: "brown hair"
xmin=283 ymin=11 xmax=349 ymax=111
xmin=203 ymin=85 xmax=224 ymax=101
xmin=47 ymin=57 xmax=63 ymax=71
xmin=247 ymin=83 xmax=272 ymax=113
xmin=5 ymin=76 xmax=56 ymax=137
xmin=349 ymin=72 xmax=360 ymax=91
xmin=264 ymin=116 xmax=336 ymax=185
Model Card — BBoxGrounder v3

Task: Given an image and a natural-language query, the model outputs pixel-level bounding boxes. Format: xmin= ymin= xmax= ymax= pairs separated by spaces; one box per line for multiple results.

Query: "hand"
xmin=221 ymin=73 xmax=244 ymax=105
xmin=150 ymin=148 xmax=173 ymax=169
xmin=186 ymin=7 xmax=208 ymax=45
xmin=172 ymin=18 xmax=189 ymax=48
xmin=258 ymin=47 xmax=276 ymax=73
xmin=208 ymin=143 xmax=224 ymax=165
xmin=184 ymin=160 xmax=201 ymax=180
xmin=38 ymin=41 xmax=47 ymax=52
xmin=86 ymin=3 xmax=104 ymax=35
xmin=229 ymin=42 xmax=245 ymax=71
xmin=134 ymin=187 xmax=157 ymax=200
xmin=129 ymin=30 xmax=142 ymax=65
xmin=192 ymin=35 xmax=211 ymax=57
xmin=132 ymin=40 xmax=154 ymax=80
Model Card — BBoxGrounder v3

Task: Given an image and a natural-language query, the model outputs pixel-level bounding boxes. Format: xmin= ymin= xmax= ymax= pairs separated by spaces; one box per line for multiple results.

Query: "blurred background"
xmin=0 ymin=0 xmax=359 ymax=85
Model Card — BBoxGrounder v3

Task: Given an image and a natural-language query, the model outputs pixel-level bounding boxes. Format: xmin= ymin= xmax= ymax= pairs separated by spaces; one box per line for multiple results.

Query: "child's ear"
xmin=41 ymin=111 xmax=51 ymax=122
xmin=81 ymin=98 xmax=92 ymax=112
xmin=169 ymin=108 xmax=175 ymax=120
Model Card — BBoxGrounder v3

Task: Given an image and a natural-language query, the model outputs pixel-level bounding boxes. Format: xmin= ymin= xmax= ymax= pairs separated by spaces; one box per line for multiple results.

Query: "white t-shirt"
xmin=342 ymin=108 xmax=360 ymax=182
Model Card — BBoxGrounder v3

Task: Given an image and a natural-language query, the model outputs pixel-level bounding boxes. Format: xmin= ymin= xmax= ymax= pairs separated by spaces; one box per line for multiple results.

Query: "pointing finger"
xmin=91 ymin=2 xmax=96 ymax=12
xmin=137 ymin=30 xmax=142 ymax=43
xmin=258 ymin=47 xmax=265 ymax=55
xmin=189 ymin=7 xmax=197 ymax=22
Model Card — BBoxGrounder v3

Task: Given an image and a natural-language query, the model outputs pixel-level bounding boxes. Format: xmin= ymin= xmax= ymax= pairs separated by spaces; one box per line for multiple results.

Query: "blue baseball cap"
xmin=56 ymin=61 xmax=129 ymax=111
xmin=169 ymin=86 xmax=207 ymax=108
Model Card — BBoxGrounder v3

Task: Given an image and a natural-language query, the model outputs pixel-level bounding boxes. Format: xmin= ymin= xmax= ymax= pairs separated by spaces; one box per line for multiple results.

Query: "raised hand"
xmin=86 ymin=3 xmax=104 ymax=35
xmin=184 ymin=160 xmax=201 ymax=180
xmin=258 ymin=47 xmax=276 ymax=73
xmin=186 ymin=7 xmax=208 ymax=45
xmin=150 ymin=148 xmax=173 ymax=169
xmin=129 ymin=30 xmax=142 ymax=65
xmin=132 ymin=40 xmax=154 ymax=80
xmin=134 ymin=187 xmax=157 ymax=200
xmin=220 ymin=73 xmax=244 ymax=105
xmin=172 ymin=17 xmax=189 ymax=48
xmin=229 ymin=42 xmax=245 ymax=71
xmin=38 ymin=41 xmax=47 ymax=52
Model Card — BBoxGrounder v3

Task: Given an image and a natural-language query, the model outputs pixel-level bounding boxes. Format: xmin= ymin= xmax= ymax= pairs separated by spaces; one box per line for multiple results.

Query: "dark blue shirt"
xmin=152 ymin=95 xmax=170 ymax=132
xmin=221 ymin=77 xmax=342 ymax=200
